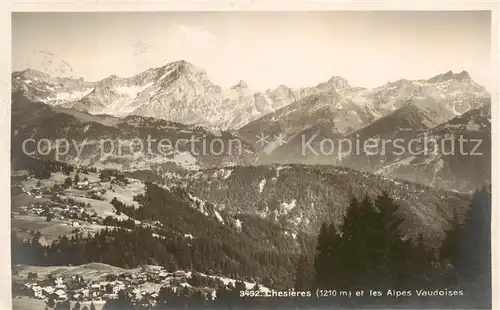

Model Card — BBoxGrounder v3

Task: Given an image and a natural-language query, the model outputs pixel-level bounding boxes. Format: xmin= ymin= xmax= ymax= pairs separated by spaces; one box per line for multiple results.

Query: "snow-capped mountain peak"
xmin=16 ymin=68 xmax=52 ymax=81
xmin=231 ymin=80 xmax=249 ymax=89
xmin=327 ymin=76 xmax=350 ymax=89
xmin=427 ymin=70 xmax=471 ymax=83
xmin=156 ymin=60 xmax=208 ymax=82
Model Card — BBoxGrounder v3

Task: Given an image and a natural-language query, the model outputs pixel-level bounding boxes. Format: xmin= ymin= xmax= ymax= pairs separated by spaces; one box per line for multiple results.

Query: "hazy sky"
xmin=12 ymin=11 xmax=492 ymax=91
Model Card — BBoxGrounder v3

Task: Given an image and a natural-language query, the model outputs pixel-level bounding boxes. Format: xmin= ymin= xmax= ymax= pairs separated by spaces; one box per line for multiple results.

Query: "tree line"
xmin=292 ymin=187 xmax=491 ymax=309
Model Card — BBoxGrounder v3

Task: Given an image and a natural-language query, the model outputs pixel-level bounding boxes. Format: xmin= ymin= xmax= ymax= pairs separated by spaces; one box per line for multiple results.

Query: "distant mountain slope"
xmin=11 ymin=93 xmax=256 ymax=171
xmin=12 ymin=69 xmax=95 ymax=106
xmin=373 ymin=102 xmax=491 ymax=192
xmin=155 ymin=164 xmax=469 ymax=244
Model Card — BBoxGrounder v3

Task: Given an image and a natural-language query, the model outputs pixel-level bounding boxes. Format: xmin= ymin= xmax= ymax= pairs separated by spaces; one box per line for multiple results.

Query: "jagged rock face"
xmin=12 ymin=60 xmax=314 ymax=130
xmin=12 ymin=69 xmax=95 ymax=106
xmin=327 ymin=76 xmax=351 ymax=89
xmin=239 ymin=70 xmax=488 ymax=149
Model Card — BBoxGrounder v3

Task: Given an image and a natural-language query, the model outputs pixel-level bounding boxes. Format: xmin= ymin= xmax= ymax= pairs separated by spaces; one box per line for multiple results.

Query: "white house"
xmin=54 ymin=289 xmax=67 ymax=300
xmin=81 ymin=289 xmax=90 ymax=297
xmin=174 ymin=271 xmax=186 ymax=277
xmin=103 ymin=293 xmax=118 ymax=300
xmin=55 ymin=277 xmax=64 ymax=287
xmin=159 ymin=271 xmax=169 ymax=278
xmin=43 ymin=286 xmax=55 ymax=295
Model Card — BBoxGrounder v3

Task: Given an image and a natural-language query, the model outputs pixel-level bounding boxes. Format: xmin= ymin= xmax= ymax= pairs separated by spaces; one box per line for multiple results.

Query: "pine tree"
xmin=46 ymin=297 xmax=55 ymax=308
xmin=55 ymin=300 xmax=70 ymax=310
xmin=102 ymin=290 xmax=133 ymax=310
xmin=441 ymin=187 xmax=491 ymax=307
xmin=408 ymin=234 xmax=438 ymax=288
xmin=373 ymin=191 xmax=411 ymax=288
xmin=340 ymin=195 xmax=381 ymax=288
xmin=64 ymin=177 xmax=72 ymax=188
xmin=294 ymin=254 xmax=314 ymax=290
xmin=313 ymin=223 xmax=330 ymax=288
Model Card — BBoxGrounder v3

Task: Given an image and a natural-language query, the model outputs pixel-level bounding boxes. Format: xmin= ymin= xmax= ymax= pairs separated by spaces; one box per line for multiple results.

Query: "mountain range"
xmin=12 ymin=59 xmax=491 ymax=192
xmin=13 ymin=60 xmax=324 ymax=130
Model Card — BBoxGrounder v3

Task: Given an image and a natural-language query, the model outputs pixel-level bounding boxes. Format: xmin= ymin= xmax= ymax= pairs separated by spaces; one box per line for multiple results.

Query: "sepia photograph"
xmin=8 ymin=10 xmax=494 ymax=310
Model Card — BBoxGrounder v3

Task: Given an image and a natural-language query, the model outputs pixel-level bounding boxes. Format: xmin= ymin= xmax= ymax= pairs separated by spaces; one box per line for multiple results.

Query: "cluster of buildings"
xmin=26 ymin=188 xmax=44 ymax=199
xmin=74 ymin=180 xmax=92 ymax=190
xmin=15 ymin=268 xmax=204 ymax=308
xmin=13 ymin=201 xmax=101 ymax=225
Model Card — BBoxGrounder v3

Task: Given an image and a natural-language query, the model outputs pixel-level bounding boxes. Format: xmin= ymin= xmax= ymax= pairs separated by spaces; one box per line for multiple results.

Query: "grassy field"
xmin=14 ymin=262 xmax=135 ymax=282
xmin=12 ymin=194 xmax=50 ymax=209
xmin=101 ymin=180 xmax=145 ymax=208
xmin=12 ymin=297 xmax=46 ymax=310
xmin=11 ymin=215 xmax=107 ymax=245
xmin=58 ymin=195 xmax=131 ymax=221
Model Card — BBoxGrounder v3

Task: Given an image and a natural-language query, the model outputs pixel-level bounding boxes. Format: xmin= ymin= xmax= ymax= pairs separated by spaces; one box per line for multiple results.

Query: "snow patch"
xmin=376 ymin=156 xmax=416 ymax=174
xmin=258 ymin=179 xmax=266 ymax=193
xmin=234 ymin=219 xmax=242 ymax=230
xmin=222 ymin=169 xmax=232 ymax=180
xmin=172 ymin=152 xmax=200 ymax=170
xmin=115 ymin=82 xmax=153 ymax=98
xmin=187 ymin=192 xmax=209 ymax=216
xmin=281 ymin=199 xmax=297 ymax=213
xmin=466 ymin=121 xmax=481 ymax=131
xmin=214 ymin=210 xmax=224 ymax=224
xmin=53 ymin=88 xmax=93 ymax=103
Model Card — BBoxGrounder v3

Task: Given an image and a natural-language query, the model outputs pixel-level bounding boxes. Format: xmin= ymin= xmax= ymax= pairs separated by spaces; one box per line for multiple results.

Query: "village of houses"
xmin=13 ymin=263 xmax=213 ymax=309
xmin=13 ymin=260 xmax=267 ymax=309
xmin=11 ymin=168 xmax=148 ymax=242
